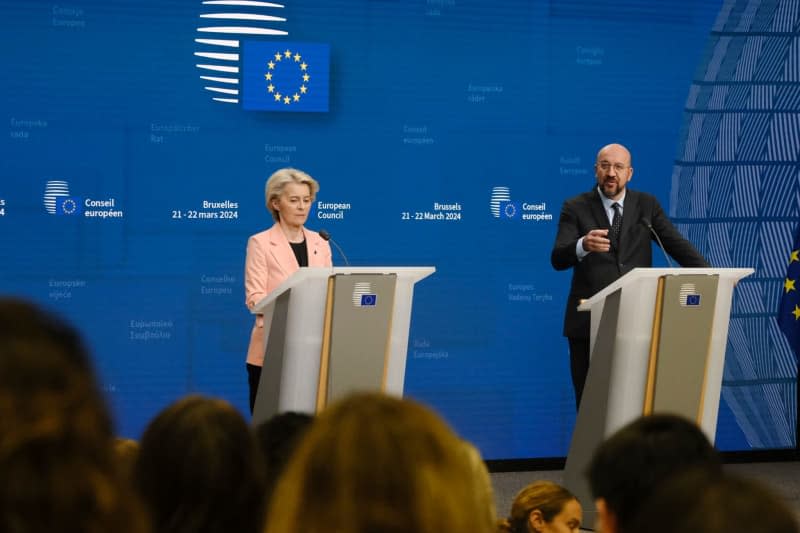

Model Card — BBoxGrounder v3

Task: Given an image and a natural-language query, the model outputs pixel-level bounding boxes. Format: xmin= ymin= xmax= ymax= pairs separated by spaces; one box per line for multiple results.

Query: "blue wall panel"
xmin=2 ymin=0 xmax=796 ymax=459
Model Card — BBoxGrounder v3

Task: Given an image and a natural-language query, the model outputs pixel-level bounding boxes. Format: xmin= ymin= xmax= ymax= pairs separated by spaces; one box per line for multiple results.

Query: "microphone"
xmin=318 ymin=229 xmax=350 ymax=266
xmin=640 ymin=218 xmax=675 ymax=268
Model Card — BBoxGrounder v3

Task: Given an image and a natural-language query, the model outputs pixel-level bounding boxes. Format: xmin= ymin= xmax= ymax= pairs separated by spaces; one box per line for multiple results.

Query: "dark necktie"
xmin=610 ymin=202 xmax=622 ymax=246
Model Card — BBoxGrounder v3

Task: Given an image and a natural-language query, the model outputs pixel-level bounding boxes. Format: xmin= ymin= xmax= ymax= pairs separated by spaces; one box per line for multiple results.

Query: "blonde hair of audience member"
xmin=264 ymin=167 xmax=319 ymax=221
xmin=265 ymin=392 xmax=496 ymax=533
xmin=0 ymin=298 xmax=149 ymax=533
xmin=114 ymin=437 xmax=140 ymax=482
xmin=464 ymin=440 xmax=498 ymax=526
xmin=498 ymin=481 xmax=582 ymax=533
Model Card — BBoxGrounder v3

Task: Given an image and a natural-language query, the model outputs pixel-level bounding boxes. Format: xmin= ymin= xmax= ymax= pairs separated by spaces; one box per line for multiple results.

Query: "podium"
xmin=562 ymin=267 xmax=753 ymax=526
xmin=250 ymin=266 xmax=434 ymax=425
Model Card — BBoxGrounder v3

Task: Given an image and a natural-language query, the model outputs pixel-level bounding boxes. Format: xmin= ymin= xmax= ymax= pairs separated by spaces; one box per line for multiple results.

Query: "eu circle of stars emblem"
xmin=242 ymin=42 xmax=330 ymax=112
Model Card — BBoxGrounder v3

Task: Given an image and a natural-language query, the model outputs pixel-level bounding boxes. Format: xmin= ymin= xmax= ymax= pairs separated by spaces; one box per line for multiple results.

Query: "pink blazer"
xmin=244 ymin=224 xmax=333 ymax=366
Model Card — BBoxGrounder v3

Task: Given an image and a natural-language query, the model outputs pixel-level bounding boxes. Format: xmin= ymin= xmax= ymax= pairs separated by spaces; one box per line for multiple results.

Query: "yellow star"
xmin=293 ymin=93 xmax=300 ymax=101
xmin=274 ymin=52 xmax=282 ymax=61
xmin=791 ymin=250 xmax=800 ymax=263
xmin=300 ymin=85 xmax=307 ymax=94
xmin=267 ymin=84 xmax=274 ymax=93
xmin=785 ymin=278 xmax=796 ymax=293
xmin=300 ymin=62 xmax=308 ymax=71
xmin=265 ymin=72 xmax=272 ymax=81
xmin=268 ymin=61 xmax=275 ymax=69
xmin=284 ymin=49 xmax=292 ymax=58
xmin=302 ymin=73 xmax=310 ymax=82
xmin=283 ymin=96 xmax=291 ymax=104
xmin=274 ymin=92 xmax=282 ymax=101
xmin=294 ymin=53 xmax=301 ymax=62
xmin=793 ymin=304 xmax=800 ymax=320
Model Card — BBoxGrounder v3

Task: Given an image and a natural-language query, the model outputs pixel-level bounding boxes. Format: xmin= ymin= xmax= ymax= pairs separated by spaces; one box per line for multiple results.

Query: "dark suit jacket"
xmin=551 ymin=188 xmax=709 ymax=339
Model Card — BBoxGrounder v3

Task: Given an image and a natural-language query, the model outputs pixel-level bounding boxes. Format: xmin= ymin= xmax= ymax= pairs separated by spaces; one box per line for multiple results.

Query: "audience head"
xmin=265 ymin=392 xmax=496 ymax=533
xmin=133 ymin=395 xmax=266 ymax=533
xmin=255 ymin=411 xmax=313 ymax=502
xmin=0 ymin=298 xmax=148 ymax=533
xmin=114 ymin=437 xmax=140 ymax=481
xmin=628 ymin=468 xmax=799 ymax=533
xmin=463 ymin=440 xmax=498 ymax=526
xmin=0 ymin=298 xmax=112 ymax=441
xmin=587 ymin=413 xmax=722 ymax=533
xmin=498 ymin=481 xmax=582 ymax=533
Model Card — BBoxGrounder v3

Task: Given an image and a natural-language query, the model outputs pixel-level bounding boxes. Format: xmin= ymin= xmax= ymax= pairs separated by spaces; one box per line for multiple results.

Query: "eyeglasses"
xmin=596 ymin=161 xmax=630 ymax=172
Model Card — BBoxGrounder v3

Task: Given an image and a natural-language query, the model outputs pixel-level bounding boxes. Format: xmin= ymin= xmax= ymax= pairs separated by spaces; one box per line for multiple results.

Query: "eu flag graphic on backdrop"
xmin=242 ymin=42 xmax=330 ymax=112
xmin=498 ymin=201 xmax=519 ymax=219
xmin=778 ymin=224 xmax=800 ymax=363
xmin=55 ymin=197 xmax=83 ymax=216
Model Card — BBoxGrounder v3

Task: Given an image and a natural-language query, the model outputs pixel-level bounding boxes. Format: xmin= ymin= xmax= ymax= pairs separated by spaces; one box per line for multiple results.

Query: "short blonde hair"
xmin=265 ymin=392 xmax=496 ymax=533
xmin=264 ymin=168 xmax=319 ymax=221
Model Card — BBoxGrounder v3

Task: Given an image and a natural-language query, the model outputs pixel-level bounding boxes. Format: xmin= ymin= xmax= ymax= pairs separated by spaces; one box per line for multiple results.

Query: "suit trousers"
xmin=568 ymin=337 xmax=591 ymax=411
xmin=247 ymin=363 xmax=262 ymax=414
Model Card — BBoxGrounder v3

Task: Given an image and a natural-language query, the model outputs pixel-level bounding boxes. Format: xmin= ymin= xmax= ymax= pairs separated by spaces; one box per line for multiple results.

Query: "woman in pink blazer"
xmin=244 ymin=168 xmax=332 ymax=412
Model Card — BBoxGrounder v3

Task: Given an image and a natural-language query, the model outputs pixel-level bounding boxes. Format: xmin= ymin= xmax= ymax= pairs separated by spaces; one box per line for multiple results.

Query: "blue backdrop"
xmin=2 ymin=0 xmax=797 ymax=459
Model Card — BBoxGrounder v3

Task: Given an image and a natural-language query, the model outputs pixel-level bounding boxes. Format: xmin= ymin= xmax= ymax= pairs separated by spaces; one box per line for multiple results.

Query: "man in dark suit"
xmin=551 ymin=143 xmax=709 ymax=409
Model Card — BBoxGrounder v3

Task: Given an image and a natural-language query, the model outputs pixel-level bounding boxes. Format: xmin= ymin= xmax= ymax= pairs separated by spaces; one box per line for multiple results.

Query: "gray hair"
xmin=264 ymin=168 xmax=320 ymax=221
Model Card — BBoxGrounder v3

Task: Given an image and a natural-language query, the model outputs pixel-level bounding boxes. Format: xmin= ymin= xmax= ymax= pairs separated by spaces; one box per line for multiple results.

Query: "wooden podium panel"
xmin=645 ymin=274 xmax=719 ymax=418
xmin=316 ymin=273 xmax=397 ymax=410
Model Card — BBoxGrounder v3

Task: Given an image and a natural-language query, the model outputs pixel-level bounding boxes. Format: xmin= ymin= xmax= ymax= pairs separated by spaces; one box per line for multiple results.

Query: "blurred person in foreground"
xmin=244 ymin=167 xmax=332 ymax=412
xmin=464 ymin=440 xmax=498 ymax=525
xmin=498 ymin=480 xmax=582 ymax=533
xmin=586 ymin=413 xmax=722 ymax=533
xmin=133 ymin=395 xmax=266 ymax=533
xmin=264 ymin=392 xmax=496 ymax=533
xmin=627 ymin=468 xmax=799 ymax=533
xmin=254 ymin=411 xmax=314 ymax=512
xmin=0 ymin=298 xmax=149 ymax=533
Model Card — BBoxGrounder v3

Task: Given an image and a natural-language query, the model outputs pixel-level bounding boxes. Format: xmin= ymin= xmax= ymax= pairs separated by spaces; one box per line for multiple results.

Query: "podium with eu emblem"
xmin=562 ymin=267 xmax=753 ymax=526
xmin=250 ymin=266 xmax=435 ymax=425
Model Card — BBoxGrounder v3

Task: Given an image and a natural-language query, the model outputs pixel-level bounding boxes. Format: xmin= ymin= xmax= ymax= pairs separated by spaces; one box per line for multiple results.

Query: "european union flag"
xmin=55 ymin=197 xmax=83 ymax=216
xmin=778 ymin=224 xmax=800 ymax=363
xmin=360 ymin=294 xmax=377 ymax=307
xmin=498 ymin=201 xmax=519 ymax=219
xmin=242 ymin=42 xmax=330 ymax=112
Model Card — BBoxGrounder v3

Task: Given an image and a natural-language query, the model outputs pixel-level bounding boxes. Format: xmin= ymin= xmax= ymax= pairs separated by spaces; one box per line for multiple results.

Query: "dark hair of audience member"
xmin=587 ymin=413 xmax=722 ymax=533
xmin=265 ymin=392 xmax=496 ymax=533
xmin=498 ymin=480 xmax=579 ymax=533
xmin=627 ymin=468 xmax=799 ymax=533
xmin=0 ymin=298 xmax=149 ymax=533
xmin=133 ymin=395 xmax=266 ymax=533
xmin=255 ymin=411 xmax=313 ymax=503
